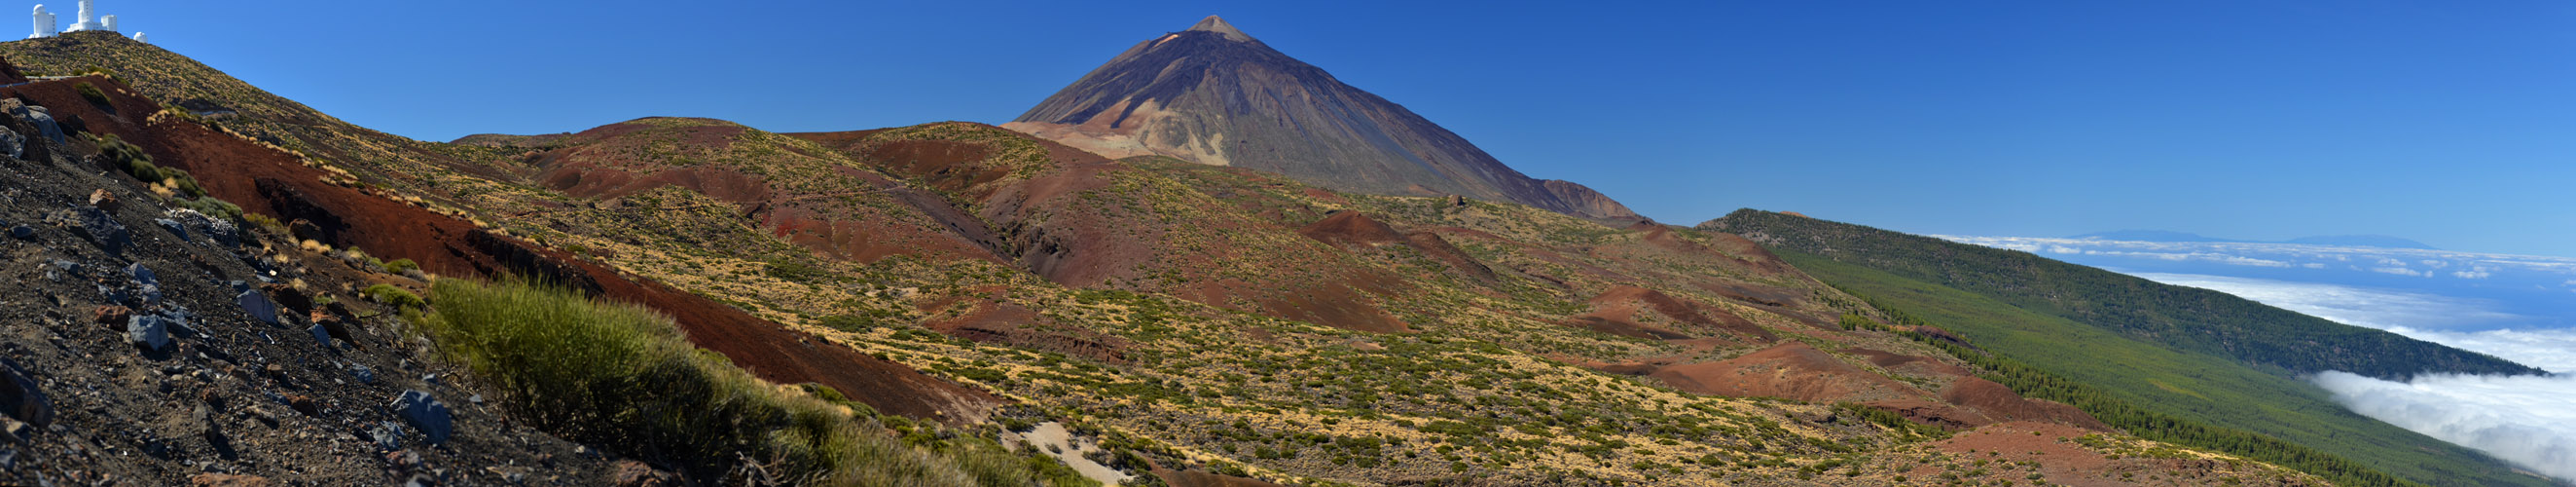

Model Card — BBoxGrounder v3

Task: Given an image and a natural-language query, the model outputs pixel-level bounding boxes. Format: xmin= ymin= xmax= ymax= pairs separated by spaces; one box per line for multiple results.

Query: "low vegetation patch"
xmin=363 ymin=284 xmax=425 ymax=310
xmin=414 ymin=280 xmax=1077 ymax=485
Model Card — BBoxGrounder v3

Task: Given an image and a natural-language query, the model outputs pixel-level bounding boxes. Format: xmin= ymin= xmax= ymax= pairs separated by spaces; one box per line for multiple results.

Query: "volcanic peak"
xmin=1186 ymin=15 xmax=1253 ymax=42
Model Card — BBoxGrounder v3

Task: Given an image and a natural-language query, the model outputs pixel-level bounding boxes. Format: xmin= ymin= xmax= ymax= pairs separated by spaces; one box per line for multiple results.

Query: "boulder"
xmin=127 ymin=315 xmax=174 ymax=352
xmin=4 ymin=102 xmax=63 ymax=144
xmin=7 ymin=224 xmax=30 ymax=240
xmin=392 ymin=391 xmax=453 ymax=445
xmin=0 ymin=126 xmax=22 ymax=160
xmin=155 ymin=218 xmax=188 ymax=241
xmin=127 ymin=263 xmax=158 ymax=287
xmin=170 ymin=209 xmax=240 ymax=248
xmin=69 ymin=206 xmax=129 ymax=253
xmin=368 ymin=420 xmax=404 ymax=450
xmin=238 ymin=290 xmax=279 ymax=325
xmin=0 ymin=357 xmax=52 ymax=427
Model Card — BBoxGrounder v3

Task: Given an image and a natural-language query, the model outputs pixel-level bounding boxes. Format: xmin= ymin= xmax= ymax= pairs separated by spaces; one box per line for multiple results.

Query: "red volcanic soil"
xmin=1300 ymin=212 xmax=1499 ymax=283
xmin=1430 ymin=226 xmax=1638 ymax=285
xmin=1831 ymin=347 xmax=2106 ymax=431
xmin=1649 ymin=342 xmax=1917 ymax=402
xmin=1401 ymin=231 xmax=1499 ymax=282
xmin=1621 ymin=221 xmax=1796 ymax=277
xmin=1570 ymin=286 xmax=1774 ymax=342
xmin=1298 ymin=211 xmax=1406 ymax=250
xmin=793 ymin=125 xmax=1116 ymax=201
xmin=1704 ymin=232 xmax=1796 ymax=274
xmin=1859 ymin=399 xmax=1989 ymax=431
xmin=1924 ymin=422 xmax=2114 ymax=474
xmin=800 ymin=124 xmax=1417 ymax=335
xmin=531 ymin=121 xmax=1000 ymax=264
xmin=1842 ymin=348 xmax=1977 ymax=378
xmin=10 ymin=77 xmax=998 ymax=423
xmin=920 ymin=295 xmax=1129 ymax=363
xmin=540 ymin=163 xmax=773 ymax=202
xmin=1907 ymin=421 xmax=2298 ymax=487
xmin=1941 ymin=378 xmax=2110 ymax=431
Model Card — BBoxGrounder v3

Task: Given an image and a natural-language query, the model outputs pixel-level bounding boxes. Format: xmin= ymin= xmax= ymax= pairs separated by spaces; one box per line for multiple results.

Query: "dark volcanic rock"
xmin=393 ymin=391 xmax=454 ymax=445
xmin=238 ymin=289 xmax=279 ymax=325
xmin=2 ymin=100 xmax=63 ymax=144
xmin=1007 ymin=16 xmax=1641 ymax=221
xmin=0 ymin=126 xmax=22 ymax=159
xmin=67 ymin=205 xmax=128 ymax=252
xmin=127 ymin=315 xmax=173 ymax=352
xmin=0 ymin=357 xmax=52 ymax=427
xmin=155 ymin=218 xmax=188 ymax=241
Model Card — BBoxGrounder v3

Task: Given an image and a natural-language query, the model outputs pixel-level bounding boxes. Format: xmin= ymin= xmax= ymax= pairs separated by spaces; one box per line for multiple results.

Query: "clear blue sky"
xmin=80 ymin=0 xmax=2576 ymax=256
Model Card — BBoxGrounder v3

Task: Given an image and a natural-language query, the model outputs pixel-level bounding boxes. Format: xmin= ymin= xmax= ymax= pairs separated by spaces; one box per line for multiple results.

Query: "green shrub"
xmin=363 ymin=283 xmax=426 ymax=310
xmin=92 ymin=133 xmax=210 ymax=199
xmin=241 ymin=212 xmax=286 ymax=233
xmin=382 ymin=258 xmax=420 ymax=275
xmin=415 ymin=280 xmax=1057 ymax=485
xmin=75 ymin=82 xmax=108 ymax=107
xmin=172 ymin=196 xmax=243 ymax=222
xmin=1836 ymin=312 xmax=1876 ymax=331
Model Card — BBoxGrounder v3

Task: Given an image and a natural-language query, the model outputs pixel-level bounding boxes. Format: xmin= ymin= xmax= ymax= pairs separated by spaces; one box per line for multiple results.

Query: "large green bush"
xmin=415 ymin=280 xmax=1032 ymax=485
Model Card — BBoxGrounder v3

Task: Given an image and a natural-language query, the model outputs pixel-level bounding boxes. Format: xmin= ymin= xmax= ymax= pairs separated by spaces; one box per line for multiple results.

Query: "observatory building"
xmin=27 ymin=0 xmax=136 ymax=42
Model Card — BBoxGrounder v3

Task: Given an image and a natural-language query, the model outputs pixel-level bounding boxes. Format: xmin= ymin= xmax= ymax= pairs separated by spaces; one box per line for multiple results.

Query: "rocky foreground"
xmin=0 ymin=94 xmax=668 ymax=485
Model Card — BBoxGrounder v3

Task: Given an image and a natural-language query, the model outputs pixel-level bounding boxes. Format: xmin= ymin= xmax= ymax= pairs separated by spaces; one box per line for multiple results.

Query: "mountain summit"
xmin=1005 ymin=17 xmax=1641 ymax=221
xmin=1184 ymin=15 xmax=1252 ymax=42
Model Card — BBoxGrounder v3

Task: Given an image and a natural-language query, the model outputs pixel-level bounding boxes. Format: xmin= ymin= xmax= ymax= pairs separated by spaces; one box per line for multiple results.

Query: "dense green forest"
xmin=1844 ymin=287 xmax=2413 ymax=486
xmin=1761 ymin=242 xmax=2554 ymax=486
xmin=1704 ymin=209 xmax=2538 ymax=379
xmin=1876 ymin=299 xmax=2422 ymax=486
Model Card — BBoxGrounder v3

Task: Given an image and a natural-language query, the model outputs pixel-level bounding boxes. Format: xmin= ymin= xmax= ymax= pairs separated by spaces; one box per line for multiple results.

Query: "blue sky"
xmin=78 ymin=0 xmax=2576 ymax=255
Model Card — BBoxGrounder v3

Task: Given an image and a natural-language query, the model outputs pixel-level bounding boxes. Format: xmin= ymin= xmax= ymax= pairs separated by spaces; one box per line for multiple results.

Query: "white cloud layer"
xmin=2128 ymin=273 xmax=2524 ymax=332
xmin=1935 ymin=235 xmax=2576 ymax=282
xmin=2117 ymin=271 xmax=2576 ymax=482
xmin=2312 ymin=372 xmax=2576 ymax=482
xmin=2382 ymin=326 xmax=2576 ymax=373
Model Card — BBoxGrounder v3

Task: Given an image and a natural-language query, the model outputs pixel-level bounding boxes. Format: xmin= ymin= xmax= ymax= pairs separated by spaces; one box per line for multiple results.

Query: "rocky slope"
xmin=0 ymin=72 xmax=645 ymax=485
xmin=1006 ymin=17 xmax=1642 ymax=222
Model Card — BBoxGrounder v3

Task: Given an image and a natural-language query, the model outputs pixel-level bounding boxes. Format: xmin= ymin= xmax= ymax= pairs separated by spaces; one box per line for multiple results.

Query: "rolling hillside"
xmin=1706 ymin=209 xmax=2536 ymax=379
xmin=1706 ymin=209 xmax=2556 ymax=487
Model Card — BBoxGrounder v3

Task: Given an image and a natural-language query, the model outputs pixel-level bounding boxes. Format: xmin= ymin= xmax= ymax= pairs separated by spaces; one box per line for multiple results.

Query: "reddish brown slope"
xmin=531 ymin=118 xmax=1002 ymax=264
xmin=5 ymin=76 xmax=998 ymax=423
xmin=798 ymin=124 xmax=1415 ymax=334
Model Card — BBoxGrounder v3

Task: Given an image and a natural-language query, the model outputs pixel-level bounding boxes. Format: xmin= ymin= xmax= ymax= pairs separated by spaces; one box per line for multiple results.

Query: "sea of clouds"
xmin=1942 ymin=237 xmax=2576 ymax=482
